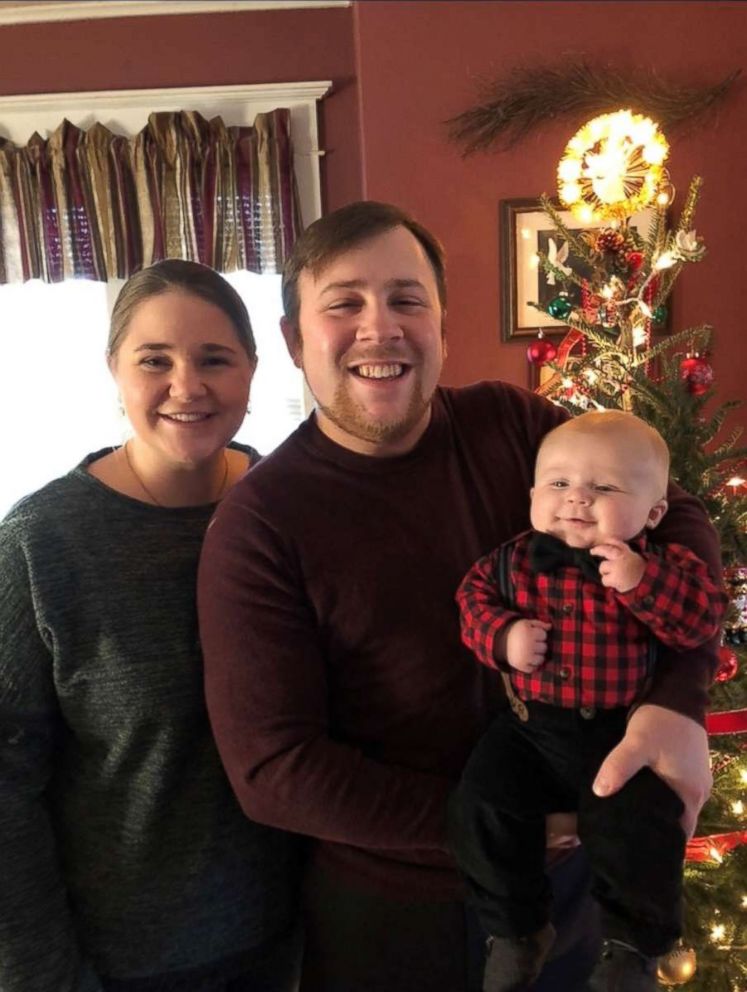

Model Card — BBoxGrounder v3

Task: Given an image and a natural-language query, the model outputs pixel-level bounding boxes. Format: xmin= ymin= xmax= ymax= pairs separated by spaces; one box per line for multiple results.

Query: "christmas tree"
xmin=526 ymin=110 xmax=747 ymax=990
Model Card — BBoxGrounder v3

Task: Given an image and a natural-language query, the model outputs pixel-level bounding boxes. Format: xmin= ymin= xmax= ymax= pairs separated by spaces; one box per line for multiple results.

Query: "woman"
xmin=0 ymin=261 xmax=302 ymax=991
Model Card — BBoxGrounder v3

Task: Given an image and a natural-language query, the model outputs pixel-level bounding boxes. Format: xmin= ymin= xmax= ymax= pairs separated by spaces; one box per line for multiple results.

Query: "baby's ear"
xmin=645 ymin=498 xmax=668 ymax=530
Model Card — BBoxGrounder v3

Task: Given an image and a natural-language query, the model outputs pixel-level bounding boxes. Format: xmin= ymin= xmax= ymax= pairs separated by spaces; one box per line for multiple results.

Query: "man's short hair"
xmin=281 ymin=201 xmax=447 ymax=325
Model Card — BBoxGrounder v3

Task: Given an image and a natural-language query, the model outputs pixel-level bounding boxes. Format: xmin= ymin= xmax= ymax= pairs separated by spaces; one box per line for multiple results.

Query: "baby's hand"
xmin=506 ymin=619 xmax=552 ymax=673
xmin=590 ymin=538 xmax=646 ymax=593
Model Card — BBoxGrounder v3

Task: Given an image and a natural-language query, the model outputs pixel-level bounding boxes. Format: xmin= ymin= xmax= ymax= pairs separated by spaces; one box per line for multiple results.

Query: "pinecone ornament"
xmin=594 ymin=228 xmax=625 ymax=254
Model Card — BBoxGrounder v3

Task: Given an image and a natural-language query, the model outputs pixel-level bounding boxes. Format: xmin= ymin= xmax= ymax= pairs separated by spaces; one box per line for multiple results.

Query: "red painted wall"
xmin=0 ymin=1 xmax=744 ymax=438
xmin=0 ymin=5 xmax=362 ymax=212
xmin=353 ymin=0 xmax=747 ymax=437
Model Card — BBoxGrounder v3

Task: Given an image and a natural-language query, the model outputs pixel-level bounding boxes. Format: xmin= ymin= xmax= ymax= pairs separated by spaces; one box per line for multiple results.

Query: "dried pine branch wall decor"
xmin=447 ymin=62 xmax=740 ymax=155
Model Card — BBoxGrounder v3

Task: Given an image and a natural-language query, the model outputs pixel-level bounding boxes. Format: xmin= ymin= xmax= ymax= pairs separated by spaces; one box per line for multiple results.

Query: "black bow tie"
xmin=528 ymin=532 xmax=602 ymax=582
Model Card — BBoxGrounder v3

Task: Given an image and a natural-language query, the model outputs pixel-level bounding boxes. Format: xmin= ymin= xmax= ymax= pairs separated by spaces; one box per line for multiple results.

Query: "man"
xmin=198 ymin=202 xmax=718 ymax=992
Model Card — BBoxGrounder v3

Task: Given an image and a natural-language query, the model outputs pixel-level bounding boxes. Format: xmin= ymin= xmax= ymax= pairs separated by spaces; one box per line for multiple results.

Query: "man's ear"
xmin=645 ymin=498 xmax=668 ymax=530
xmin=280 ymin=317 xmax=302 ymax=369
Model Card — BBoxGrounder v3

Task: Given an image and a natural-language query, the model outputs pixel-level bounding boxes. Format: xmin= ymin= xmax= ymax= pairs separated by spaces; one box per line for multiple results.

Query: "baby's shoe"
xmin=482 ymin=921 xmax=556 ymax=992
xmin=588 ymin=938 xmax=658 ymax=992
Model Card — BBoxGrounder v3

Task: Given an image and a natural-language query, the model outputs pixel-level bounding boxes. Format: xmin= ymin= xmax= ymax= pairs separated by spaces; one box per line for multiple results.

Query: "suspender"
xmin=496 ymin=543 xmax=529 ymax=722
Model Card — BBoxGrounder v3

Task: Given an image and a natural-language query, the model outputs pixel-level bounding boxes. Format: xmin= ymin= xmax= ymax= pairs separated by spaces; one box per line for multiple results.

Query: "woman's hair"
xmin=281 ymin=200 xmax=447 ymax=326
xmin=108 ymin=259 xmax=257 ymax=361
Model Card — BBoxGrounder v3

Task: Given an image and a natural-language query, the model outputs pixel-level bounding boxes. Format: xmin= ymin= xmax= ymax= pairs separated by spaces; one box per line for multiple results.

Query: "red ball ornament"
xmin=626 ymin=250 xmax=644 ymax=274
xmin=680 ymin=354 xmax=714 ymax=396
xmin=527 ymin=338 xmax=558 ymax=366
xmin=715 ymin=646 xmax=739 ymax=682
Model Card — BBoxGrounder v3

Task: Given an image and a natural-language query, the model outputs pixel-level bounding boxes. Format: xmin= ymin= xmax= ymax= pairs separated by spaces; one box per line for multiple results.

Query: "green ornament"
xmin=653 ymin=305 xmax=667 ymax=325
xmin=547 ymin=295 xmax=572 ymax=320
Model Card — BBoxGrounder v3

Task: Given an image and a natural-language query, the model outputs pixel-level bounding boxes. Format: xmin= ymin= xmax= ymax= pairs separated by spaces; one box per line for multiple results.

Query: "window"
xmin=0 ymin=82 xmax=329 ymax=516
xmin=0 ymin=272 xmax=300 ymax=516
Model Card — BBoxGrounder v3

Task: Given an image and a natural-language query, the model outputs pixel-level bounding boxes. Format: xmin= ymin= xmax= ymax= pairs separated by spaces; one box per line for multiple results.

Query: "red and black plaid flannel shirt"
xmin=456 ymin=531 xmax=727 ymax=709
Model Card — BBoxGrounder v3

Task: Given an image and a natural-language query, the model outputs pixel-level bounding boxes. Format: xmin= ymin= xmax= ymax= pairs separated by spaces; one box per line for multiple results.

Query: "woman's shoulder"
xmin=2 ymin=452 xmax=109 ymax=536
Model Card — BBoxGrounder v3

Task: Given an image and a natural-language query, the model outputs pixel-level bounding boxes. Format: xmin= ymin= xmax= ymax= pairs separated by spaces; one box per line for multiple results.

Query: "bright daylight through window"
xmin=0 ymin=80 xmax=329 ymax=517
xmin=0 ymin=272 xmax=303 ymax=517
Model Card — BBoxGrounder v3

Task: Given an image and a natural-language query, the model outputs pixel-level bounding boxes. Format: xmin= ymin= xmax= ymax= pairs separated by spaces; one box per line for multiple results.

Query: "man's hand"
xmin=505 ymin=619 xmax=552 ymax=673
xmin=590 ymin=538 xmax=646 ymax=593
xmin=592 ymin=703 xmax=712 ymax=838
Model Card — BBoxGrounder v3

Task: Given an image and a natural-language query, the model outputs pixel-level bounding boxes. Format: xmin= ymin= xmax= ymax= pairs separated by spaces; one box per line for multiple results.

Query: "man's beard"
xmin=315 ymin=372 xmax=432 ymax=448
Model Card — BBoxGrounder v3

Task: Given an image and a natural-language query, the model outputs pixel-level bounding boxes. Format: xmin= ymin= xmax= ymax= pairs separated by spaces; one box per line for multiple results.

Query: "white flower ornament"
xmin=546 ymin=238 xmax=572 ymax=286
xmin=674 ymin=229 xmax=704 ymax=261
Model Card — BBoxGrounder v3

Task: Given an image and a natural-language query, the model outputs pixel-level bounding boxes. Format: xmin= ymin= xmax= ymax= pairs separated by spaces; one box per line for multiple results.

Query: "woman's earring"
xmin=246 ymin=403 xmax=252 ymax=415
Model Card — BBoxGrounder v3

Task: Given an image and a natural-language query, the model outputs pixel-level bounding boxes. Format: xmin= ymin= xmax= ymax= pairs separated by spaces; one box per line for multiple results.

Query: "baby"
xmin=451 ymin=411 xmax=726 ymax=992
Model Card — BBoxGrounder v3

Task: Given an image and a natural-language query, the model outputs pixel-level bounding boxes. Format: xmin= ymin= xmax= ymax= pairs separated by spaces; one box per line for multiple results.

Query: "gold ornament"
xmin=557 ymin=110 xmax=669 ymax=223
xmin=657 ymin=944 xmax=697 ymax=985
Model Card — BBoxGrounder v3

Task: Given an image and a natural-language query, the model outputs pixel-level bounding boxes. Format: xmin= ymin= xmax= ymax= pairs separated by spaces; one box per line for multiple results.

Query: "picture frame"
xmin=500 ymin=197 xmax=657 ymax=341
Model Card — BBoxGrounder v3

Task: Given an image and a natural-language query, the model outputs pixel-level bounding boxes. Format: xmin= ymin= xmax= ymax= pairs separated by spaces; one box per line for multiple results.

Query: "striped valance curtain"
xmin=0 ymin=107 xmax=302 ymax=283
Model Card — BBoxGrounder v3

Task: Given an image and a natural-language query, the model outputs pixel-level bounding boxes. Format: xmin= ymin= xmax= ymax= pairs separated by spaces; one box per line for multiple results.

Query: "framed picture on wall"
xmin=499 ymin=198 xmax=657 ymax=341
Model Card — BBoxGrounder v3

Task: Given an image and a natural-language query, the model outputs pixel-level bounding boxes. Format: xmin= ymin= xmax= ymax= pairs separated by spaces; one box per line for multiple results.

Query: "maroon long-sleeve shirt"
xmin=198 ymin=382 xmax=721 ymax=899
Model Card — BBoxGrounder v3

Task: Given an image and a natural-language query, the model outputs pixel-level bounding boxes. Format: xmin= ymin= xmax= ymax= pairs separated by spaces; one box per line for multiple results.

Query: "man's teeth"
xmin=355 ymin=363 xmax=403 ymax=379
xmin=163 ymin=412 xmax=210 ymax=422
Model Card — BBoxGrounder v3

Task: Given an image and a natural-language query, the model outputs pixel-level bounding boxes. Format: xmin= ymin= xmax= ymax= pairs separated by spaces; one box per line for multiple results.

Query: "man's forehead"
xmin=302 ymin=227 xmax=434 ymax=286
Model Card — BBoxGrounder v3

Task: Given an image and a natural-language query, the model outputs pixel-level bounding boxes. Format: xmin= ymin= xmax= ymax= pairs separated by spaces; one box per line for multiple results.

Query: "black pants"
xmin=448 ymin=702 xmax=685 ymax=958
xmin=299 ymin=850 xmax=599 ymax=992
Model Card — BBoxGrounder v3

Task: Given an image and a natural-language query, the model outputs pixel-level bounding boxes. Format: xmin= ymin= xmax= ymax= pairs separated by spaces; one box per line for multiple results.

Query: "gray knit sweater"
xmin=0 ymin=450 xmax=302 ymax=992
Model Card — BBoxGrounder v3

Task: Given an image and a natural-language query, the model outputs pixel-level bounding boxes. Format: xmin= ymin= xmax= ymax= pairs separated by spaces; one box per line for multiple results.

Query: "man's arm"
xmin=0 ymin=535 xmax=102 ymax=992
xmin=198 ymin=501 xmax=453 ymax=853
xmin=593 ymin=481 xmax=723 ymax=836
xmin=638 ymin=480 xmax=723 ymax=718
